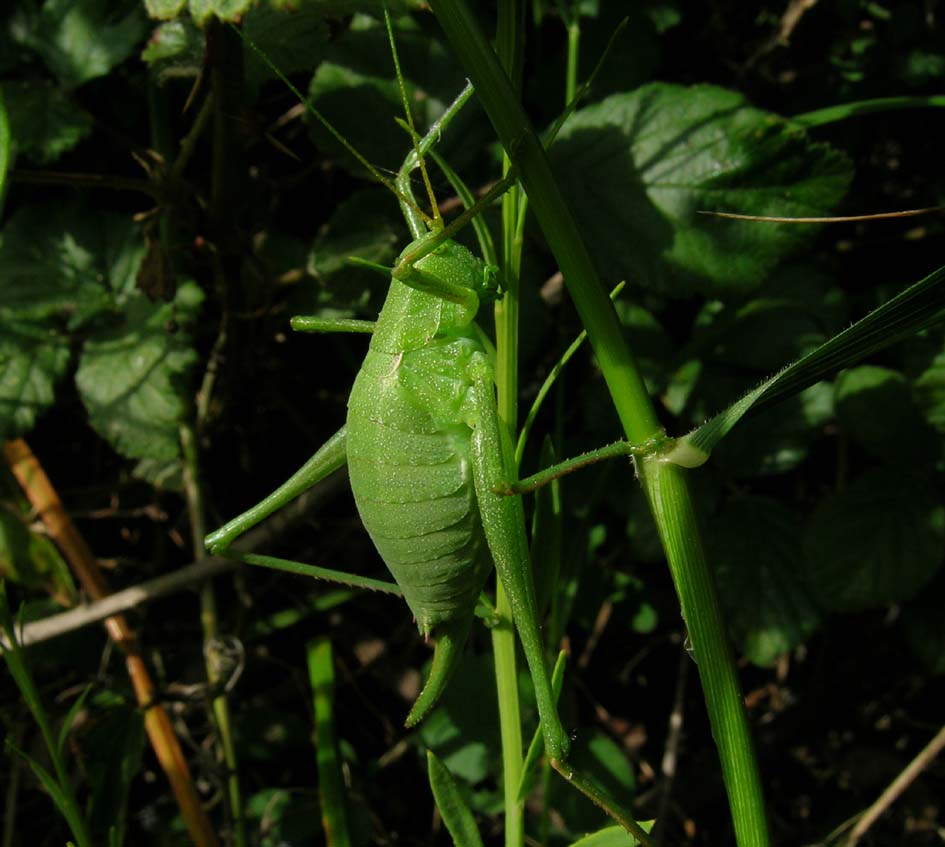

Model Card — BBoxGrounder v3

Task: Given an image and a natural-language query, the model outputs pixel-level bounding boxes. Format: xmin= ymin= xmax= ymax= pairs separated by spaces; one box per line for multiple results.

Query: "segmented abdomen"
xmin=346 ymin=337 xmax=491 ymax=636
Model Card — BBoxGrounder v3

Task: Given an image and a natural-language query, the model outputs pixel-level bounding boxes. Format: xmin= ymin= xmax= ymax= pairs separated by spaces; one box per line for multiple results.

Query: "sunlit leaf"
xmin=568 ymin=824 xmax=651 ymax=847
xmin=551 ymin=83 xmax=852 ymax=298
xmin=0 ymin=80 xmax=92 ymax=163
xmin=75 ymin=281 xmax=203 ymax=463
xmin=0 ymin=319 xmax=70 ymax=438
xmin=427 ymin=750 xmax=484 ymax=847
xmin=0 ymin=505 xmax=76 ymax=604
xmin=912 ymin=344 xmax=945 ymax=434
xmin=0 ymin=205 xmax=142 ymax=329
xmin=9 ymin=0 xmax=149 ymax=90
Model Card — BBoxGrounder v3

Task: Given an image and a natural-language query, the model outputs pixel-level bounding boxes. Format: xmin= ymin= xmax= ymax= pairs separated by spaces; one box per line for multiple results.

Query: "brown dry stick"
xmin=3 ymin=438 xmax=220 ymax=847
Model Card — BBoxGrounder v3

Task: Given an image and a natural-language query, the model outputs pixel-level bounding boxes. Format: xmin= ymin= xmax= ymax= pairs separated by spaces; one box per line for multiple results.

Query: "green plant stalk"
xmin=190 ymin=22 xmax=249 ymax=846
xmin=180 ymin=423 xmax=246 ymax=847
xmin=638 ymin=459 xmax=766 ymax=841
xmin=792 ymin=94 xmax=945 ymax=127
xmin=492 ymin=4 xmax=527 ymax=846
xmin=565 ymin=9 xmax=579 ymax=104
xmin=0 ymin=586 xmax=92 ymax=847
xmin=308 ymin=639 xmax=353 ymax=847
xmin=427 ymin=3 xmax=770 ymax=845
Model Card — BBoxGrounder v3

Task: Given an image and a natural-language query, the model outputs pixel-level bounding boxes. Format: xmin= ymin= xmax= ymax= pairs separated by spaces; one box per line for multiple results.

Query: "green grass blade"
xmin=6 ymin=740 xmax=92 ymax=847
xmin=307 ymin=638 xmax=352 ymax=847
xmin=0 ymin=87 xmax=10 ymax=204
xmin=667 ymin=263 xmax=945 ymax=466
xmin=427 ymin=750 xmax=485 ymax=847
xmin=515 ymin=282 xmax=626 ymax=467
xmin=793 ymin=95 xmax=945 ymax=128
xmin=567 ymin=823 xmax=653 ymax=846
xmin=56 ymin=684 xmax=92 ymax=758
xmin=0 ymin=587 xmax=91 ymax=847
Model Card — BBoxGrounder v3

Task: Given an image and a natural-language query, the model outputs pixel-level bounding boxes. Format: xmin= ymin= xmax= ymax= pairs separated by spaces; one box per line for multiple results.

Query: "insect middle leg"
xmin=205 ymin=426 xmax=347 ymax=554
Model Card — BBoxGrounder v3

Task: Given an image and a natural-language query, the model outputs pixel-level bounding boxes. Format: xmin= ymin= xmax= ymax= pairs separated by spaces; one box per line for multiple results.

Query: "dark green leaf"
xmin=568 ymin=825 xmax=651 ymax=847
xmin=56 ymin=685 xmax=92 ymax=757
xmin=0 ymin=80 xmax=92 ymax=163
xmin=0 ymin=319 xmax=70 ymax=439
xmin=419 ymin=654 xmax=499 ymax=784
xmin=708 ymin=498 xmax=821 ymax=666
xmin=9 ymin=0 xmax=148 ymax=90
xmin=550 ymin=83 xmax=852 ymax=298
xmin=242 ymin=3 xmax=329 ymax=91
xmin=531 ymin=437 xmax=562 ymax=619
xmin=9 ymin=746 xmax=84 ymax=839
xmin=140 ymin=20 xmax=203 ymax=81
xmin=0 ymin=205 xmax=142 ymax=328
xmin=132 ymin=456 xmax=184 ymax=490
xmin=305 ymin=189 xmax=404 ymax=317
xmin=187 ymin=0 xmax=253 ymax=27
xmin=803 ymin=469 xmax=945 ymax=612
xmin=711 ymin=382 xmax=833 ymax=477
xmin=614 ymin=302 xmax=672 ymax=391
xmin=75 ymin=280 xmax=203 ymax=464
xmin=0 ymin=505 xmax=76 ymax=603
xmin=835 ymin=366 xmax=937 ymax=462
xmin=307 ymin=17 xmax=472 ymax=175
xmin=245 ymin=789 xmax=322 ymax=846
xmin=553 ymin=729 xmax=635 ymax=836
xmin=427 ymin=750 xmax=484 ymax=847
xmin=667 ymin=263 xmax=945 ymax=467
xmin=690 ymin=298 xmax=828 ymax=373
xmin=86 ymin=704 xmax=146 ymax=847
xmin=912 ymin=345 xmax=945 ymax=434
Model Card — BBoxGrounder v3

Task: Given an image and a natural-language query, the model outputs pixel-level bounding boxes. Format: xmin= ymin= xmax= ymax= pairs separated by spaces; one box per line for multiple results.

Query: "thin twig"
xmin=741 ymin=0 xmax=820 ymax=72
xmin=8 ymin=170 xmax=157 ymax=196
xmin=2 ymin=439 xmax=221 ymax=847
xmin=577 ymin=599 xmax=612 ymax=670
xmin=2 ymin=558 xmax=233 ymax=649
xmin=845 ymin=723 xmax=945 ymax=846
xmin=653 ymin=641 xmax=690 ymax=846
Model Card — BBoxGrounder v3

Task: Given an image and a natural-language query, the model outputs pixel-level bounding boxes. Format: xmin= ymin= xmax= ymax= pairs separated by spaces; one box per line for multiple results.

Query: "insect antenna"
xmin=231 ymin=21 xmax=434 ymax=228
xmin=384 ymin=5 xmax=443 ymax=232
xmin=697 ymin=206 xmax=945 ymax=223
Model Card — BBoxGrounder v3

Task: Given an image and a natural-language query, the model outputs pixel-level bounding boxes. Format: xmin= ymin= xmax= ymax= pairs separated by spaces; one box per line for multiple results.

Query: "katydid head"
xmin=393 ymin=237 xmax=497 ymax=320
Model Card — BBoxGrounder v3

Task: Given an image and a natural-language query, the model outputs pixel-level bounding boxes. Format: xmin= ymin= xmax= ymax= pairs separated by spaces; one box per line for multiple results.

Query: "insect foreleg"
xmin=391 ymin=260 xmax=482 ymax=312
xmin=289 ymin=316 xmax=376 ymax=334
xmin=205 ymin=425 xmax=347 ymax=554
